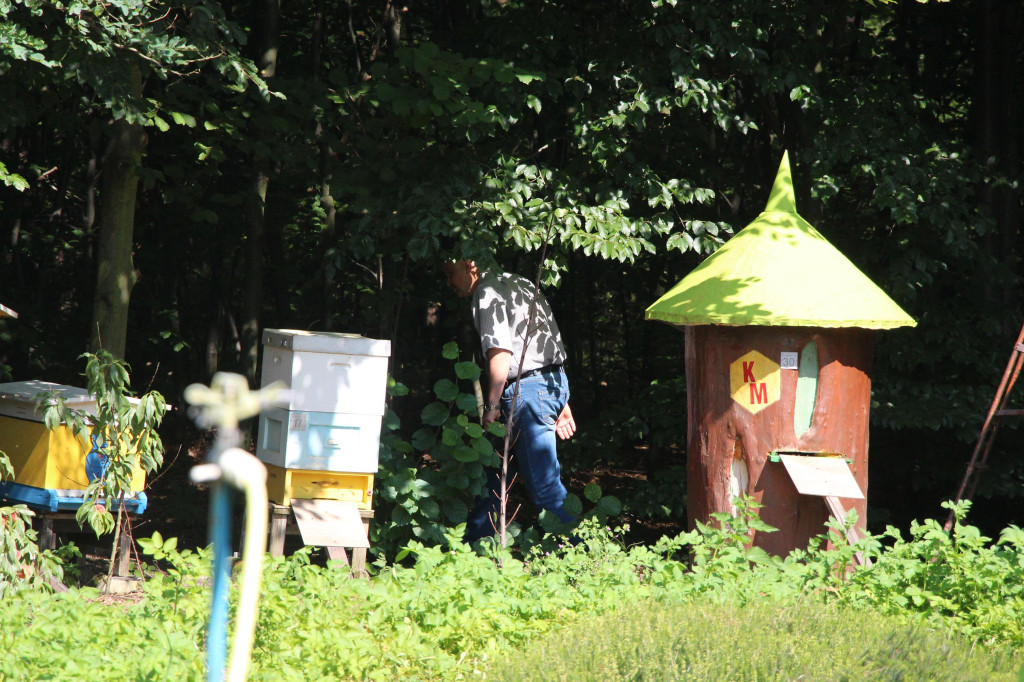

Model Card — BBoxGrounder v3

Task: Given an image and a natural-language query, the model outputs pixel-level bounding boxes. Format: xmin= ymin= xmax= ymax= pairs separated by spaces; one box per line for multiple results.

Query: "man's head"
xmin=442 ymin=259 xmax=480 ymax=298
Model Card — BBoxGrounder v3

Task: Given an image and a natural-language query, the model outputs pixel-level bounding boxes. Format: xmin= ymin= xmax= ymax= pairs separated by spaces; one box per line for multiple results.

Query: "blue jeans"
xmin=463 ymin=369 xmax=573 ymax=544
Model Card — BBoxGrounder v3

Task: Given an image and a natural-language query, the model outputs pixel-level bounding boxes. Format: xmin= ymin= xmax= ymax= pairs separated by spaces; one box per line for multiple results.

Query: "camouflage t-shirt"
xmin=471 ymin=271 xmax=566 ymax=381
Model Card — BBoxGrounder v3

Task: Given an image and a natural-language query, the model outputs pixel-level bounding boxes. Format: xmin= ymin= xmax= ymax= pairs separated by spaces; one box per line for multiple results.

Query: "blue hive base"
xmin=0 ymin=481 xmax=147 ymax=515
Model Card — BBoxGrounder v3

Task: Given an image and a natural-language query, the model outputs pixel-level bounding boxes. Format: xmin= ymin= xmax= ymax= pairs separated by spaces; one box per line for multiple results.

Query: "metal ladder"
xmin=945 ymin=320 xmax=1024 ymax=531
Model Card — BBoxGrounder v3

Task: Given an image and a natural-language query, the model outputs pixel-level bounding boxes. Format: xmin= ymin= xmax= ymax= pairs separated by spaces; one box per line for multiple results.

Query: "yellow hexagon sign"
xmin=730 ymin=350 xmax=781 ymax=414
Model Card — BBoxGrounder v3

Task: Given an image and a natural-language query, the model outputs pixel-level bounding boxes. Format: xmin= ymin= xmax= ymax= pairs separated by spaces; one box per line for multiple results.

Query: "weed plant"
xmin=0 ymin=500 xmax=1021 ymax=680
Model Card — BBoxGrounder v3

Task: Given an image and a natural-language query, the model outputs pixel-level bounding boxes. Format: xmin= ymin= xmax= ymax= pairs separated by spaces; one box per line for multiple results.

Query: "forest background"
xmin=0 ymin=0 xmax=1021 ymax=553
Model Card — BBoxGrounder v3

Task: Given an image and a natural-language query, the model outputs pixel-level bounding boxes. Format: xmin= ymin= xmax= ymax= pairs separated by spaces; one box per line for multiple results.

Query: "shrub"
xmin=0 ymin=451 xmax=64 ymax=596
xmin=842 ymin=500 xmax=1024 ymax=647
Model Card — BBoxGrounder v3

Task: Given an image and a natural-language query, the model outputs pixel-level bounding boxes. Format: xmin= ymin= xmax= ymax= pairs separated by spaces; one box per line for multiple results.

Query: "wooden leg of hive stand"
xmin=324 ymin=546 xmax=350 ymax=565
xmin=269 ymin=505 xmax=289 ymax=557
xmin=37 ymin=517 xmax=56 ymax=551
xmin=115 ymin=526 xmax=132 ymax=577
xmin=350 ymin=515 xmax=372 ymax=577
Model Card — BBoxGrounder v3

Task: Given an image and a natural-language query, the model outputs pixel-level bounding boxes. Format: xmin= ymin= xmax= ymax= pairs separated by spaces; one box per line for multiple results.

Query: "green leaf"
xmin=443 ymin=499 xmax=468 ymax=523
xmin=514 ymin=71 xmax=544 ymax=85
xmin=596 ymin=495 xmax=622 ymax=516
xmin=387 ymin=376 xmax=410 ymax=397
xmin=456 ymin=393 xmax=480 ymax=412
xmin=392 ymin=507 xmax=411 ymax=526
xmin=433 ymin=379 xmax=458 ymax=402
xmin=584 ymin=483 xmax=602 ymax=503
xmin=447 ymin=473 xmax=470 ymax=490
xmin=421 ymin=402 xmax=449 ymax=426
xmin=471 ymin=437 xmax=493 ymax=457
xmin=454 ymin=362 xmax=481 ymax=380
xmin=411 ymin=428 xmax=436 ymax=451
xmin=419 ymin=499 xmax=440 ymax=519
xmin=563 ymin=493 xmax=583 ymax=516
xmin=0 ymin=162 xmax=29 ymax=192
xmin=454 ymin=445 xmax=479 ymax=462
xmin=169 ymin=111 xmax=197 ymax=127
xmin=442 ymin=342 xmax=459 ymax=360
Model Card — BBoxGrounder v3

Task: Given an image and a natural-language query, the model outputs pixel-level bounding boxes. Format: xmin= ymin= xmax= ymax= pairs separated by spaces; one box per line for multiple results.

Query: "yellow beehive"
xmin=0 ymin=381 xmax=145 ymax=492
xmin=264 ymin=463 xmax=373 ymax=508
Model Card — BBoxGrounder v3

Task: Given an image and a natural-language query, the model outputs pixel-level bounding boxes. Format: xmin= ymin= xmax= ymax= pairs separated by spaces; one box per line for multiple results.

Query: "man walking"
xmin=443 ymin=259 xmax=577 ymax=544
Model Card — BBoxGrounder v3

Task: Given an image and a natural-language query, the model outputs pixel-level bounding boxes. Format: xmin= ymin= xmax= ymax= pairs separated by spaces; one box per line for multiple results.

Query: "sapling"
xmin=38 ymin=350 xmax=166 ymax=585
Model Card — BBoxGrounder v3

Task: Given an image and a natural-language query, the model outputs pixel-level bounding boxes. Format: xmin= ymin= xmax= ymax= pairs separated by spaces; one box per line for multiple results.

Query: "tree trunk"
xmin=90 ymin=82 xmax=146 ymax=359
xmin=315 ymin=0 xmax=339 ymax=331
xmin=240 ymin=0 xmax=281 ymax=385
xmin=240 ymin=171 xmax=268 ymax=384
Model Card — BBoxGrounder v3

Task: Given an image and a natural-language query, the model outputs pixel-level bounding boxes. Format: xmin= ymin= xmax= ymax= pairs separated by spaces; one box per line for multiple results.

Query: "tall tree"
xmin=0 ymin=0 xmax=265 ymax=363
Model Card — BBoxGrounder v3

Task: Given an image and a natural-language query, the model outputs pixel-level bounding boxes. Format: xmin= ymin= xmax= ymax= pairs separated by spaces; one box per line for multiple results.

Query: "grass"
xmin=488 ymin=598 xmax=1022 ymax=681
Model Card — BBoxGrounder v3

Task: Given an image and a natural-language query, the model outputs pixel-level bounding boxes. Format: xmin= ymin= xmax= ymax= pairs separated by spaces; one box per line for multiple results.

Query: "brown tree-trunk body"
xmin=685 ymin=325 xmax=874 ymax=557
xmin=240 ymin=0 xmax=281 ymax=385
xmin=90 ymin=115 xmax=145 ymax=358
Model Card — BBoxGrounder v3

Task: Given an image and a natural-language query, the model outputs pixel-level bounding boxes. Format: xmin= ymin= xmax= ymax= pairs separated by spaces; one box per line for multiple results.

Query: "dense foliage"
xmin=0 ymin=0 xmax=1022 ymax=568
xmin=0 ymin=501 xmax=1021 ymax=680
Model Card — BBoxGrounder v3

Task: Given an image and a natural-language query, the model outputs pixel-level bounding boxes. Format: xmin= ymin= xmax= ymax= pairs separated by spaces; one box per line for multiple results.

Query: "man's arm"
xmin=483 ymin=347 xmax=512 ymax=427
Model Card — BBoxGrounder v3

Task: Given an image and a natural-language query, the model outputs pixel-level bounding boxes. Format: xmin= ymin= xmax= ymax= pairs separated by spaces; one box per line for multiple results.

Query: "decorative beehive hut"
xmin=645 ymin=152 xmax=916 ymax=557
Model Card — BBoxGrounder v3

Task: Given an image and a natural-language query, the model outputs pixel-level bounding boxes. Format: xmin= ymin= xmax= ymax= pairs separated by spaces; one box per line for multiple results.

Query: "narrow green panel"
xmin=794 ymin=340 xmax=818 ymax=437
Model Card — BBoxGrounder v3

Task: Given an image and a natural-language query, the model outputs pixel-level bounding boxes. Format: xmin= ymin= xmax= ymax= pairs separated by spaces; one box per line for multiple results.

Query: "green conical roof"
xmin=645 ymin=152 xmax=916 ymax=329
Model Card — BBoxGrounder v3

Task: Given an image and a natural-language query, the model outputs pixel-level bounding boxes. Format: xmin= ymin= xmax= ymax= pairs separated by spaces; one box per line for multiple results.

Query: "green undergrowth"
xmin=0 ymin=500 xmax=1021 ymax=681
xmin=490 ymin=599 xmax=1020 ymax=681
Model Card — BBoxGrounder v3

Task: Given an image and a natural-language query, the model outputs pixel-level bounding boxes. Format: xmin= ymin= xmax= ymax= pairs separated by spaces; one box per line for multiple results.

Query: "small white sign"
xmin=289 ymin=413 xmax=308 ymax=431
xmin=780 ymin=352 xmax=798 ymax=370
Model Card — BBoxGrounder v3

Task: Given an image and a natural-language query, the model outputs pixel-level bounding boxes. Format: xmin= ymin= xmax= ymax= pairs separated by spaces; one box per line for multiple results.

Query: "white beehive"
xmin=256 ymin=330 xmax=391 ymax=476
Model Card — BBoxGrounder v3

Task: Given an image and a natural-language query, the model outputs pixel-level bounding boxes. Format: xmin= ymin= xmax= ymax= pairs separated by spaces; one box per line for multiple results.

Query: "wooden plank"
xmin=824 ymin=495 xmax=870 ymax=567
xmin=779 ymin=455 xmax=864 ymax=499
xmin=291 ymin=499 xmax=369 ymax=549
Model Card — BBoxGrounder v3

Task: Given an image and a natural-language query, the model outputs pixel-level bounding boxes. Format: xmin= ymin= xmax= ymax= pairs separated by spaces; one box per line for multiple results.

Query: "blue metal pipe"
xmin=206 ymin=480 xmax=233 ymax=682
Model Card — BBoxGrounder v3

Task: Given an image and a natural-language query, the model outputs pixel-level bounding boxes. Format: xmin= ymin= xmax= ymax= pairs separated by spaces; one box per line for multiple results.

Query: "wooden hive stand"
xmin=267 ymin=500 xmax=373 ymax=577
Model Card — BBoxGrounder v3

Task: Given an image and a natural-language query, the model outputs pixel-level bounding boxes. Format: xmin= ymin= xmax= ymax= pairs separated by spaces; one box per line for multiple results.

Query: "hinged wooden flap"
xmin=291 ymin=498 xmax=369 ymax=548
xmin=778 ymin=454 xmax=864 ymax=499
